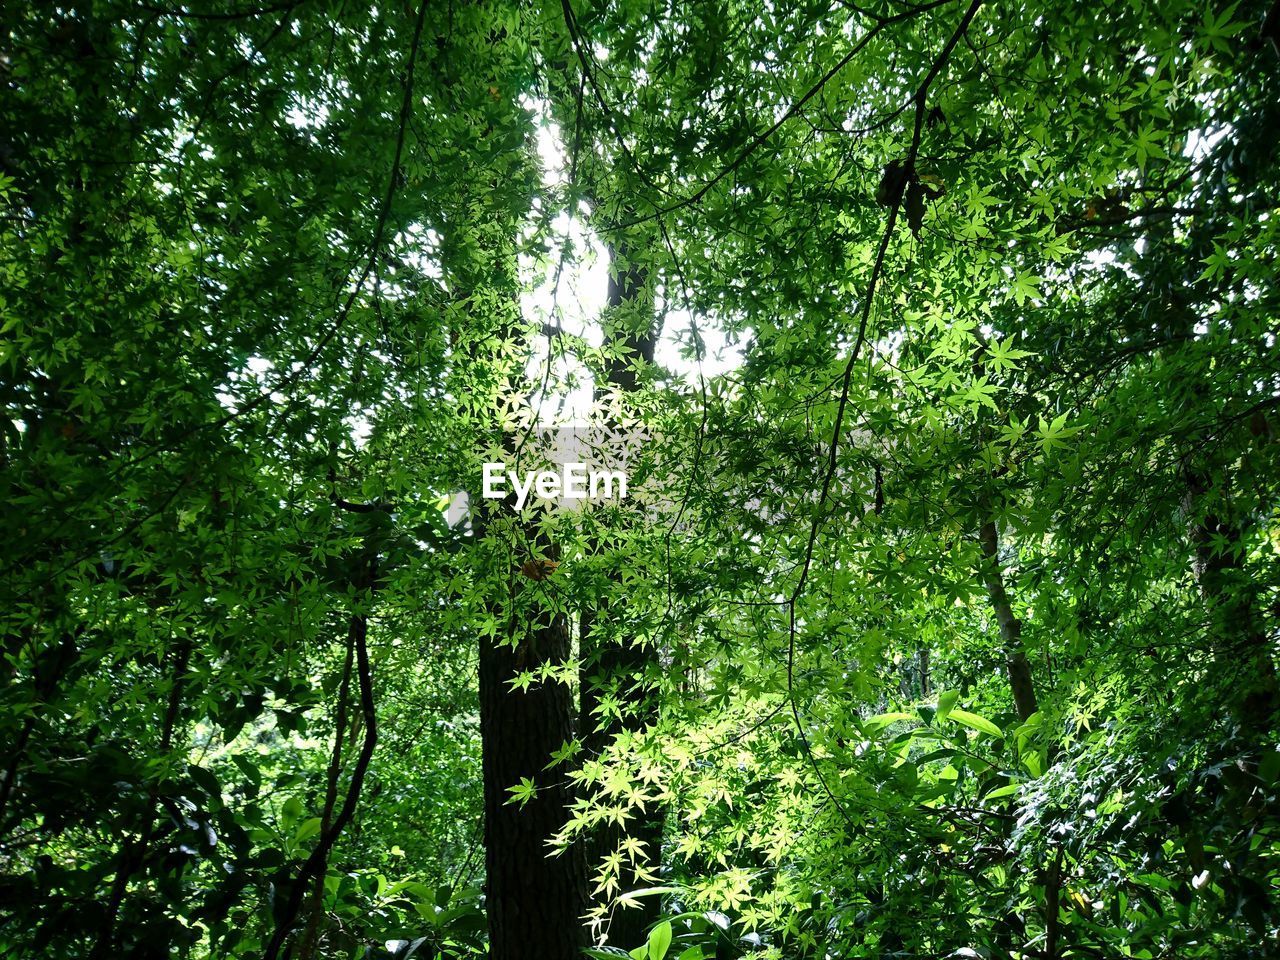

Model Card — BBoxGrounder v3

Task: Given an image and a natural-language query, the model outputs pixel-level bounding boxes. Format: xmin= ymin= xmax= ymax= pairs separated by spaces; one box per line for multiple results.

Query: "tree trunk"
xmin=471 ymin=296 xmax=586 ymax=959
xmin=456 ymin=99 xmax=588 ymax=951
xmin=470 ymin=361 xmax=585 ymax=958
xmin=978 ymin=519 xmax=1038 ymax=723
xmin=577 ymin=236 xmax=662 ymax=948
xmin=969 ymin=340 xmax=1038 ymax=726
xmin=1181 ymin=466 xmax=1278 ymax=724
xmin=578 ymin=601 xmax=661 ymax=948
xmin=977 ymin=515 xmax=1038 ymax=954
xmin=480 ymin=583 xmax=585 ymax=960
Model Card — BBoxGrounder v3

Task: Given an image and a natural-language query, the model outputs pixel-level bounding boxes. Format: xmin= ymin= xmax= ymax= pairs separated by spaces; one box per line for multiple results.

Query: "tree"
xmin=3 ymin=1 xmax=1280 ymax=958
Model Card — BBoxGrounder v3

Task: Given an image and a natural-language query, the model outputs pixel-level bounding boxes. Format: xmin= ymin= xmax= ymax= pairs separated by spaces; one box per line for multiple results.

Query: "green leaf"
xmin=281 ymin=796 xmax=305 ymax=828
xmin=1023 ymin=751 xmax=1045 ymax=777
xmin=1010 ymin=271 xmax=1040 ymax=307
xmin=1258 ymin=749 xmax=1280 ymax=784
xmin=935 ymin=690 xmax=959 ymax=724
xmin=188 ymin=763 xmax=221 ymax=799
xmin=621 ymin=886 xmax=679 ymax=900
xmin=231 ymin=754 xmax=262 ymax=786
xmin=865 ymin=711 xmax=915 ymax=731
xmin=506 ymin=776 xmax=538 ymax=808
xmin=647 ymin=920 xmax=673 ymax=960
xmin=948 ymin=709 xmax=1004 ymax=738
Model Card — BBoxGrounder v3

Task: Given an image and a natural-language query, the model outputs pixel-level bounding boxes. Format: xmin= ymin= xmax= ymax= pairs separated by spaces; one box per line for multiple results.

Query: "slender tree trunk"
xmin=577 ymin=237 xmax=662 ymax=948
xmin=264 ymin=547 xmax=379 ymax=960
xmin=89 ymin=636 xmax=191 ymax=959
xmin=296 ymin=613 xmax=358 ymax=960
xmin=578 ymin=603 xmax=661 ymax=947
xmin=975 ymin=515 xmax=1038 ymax=955
xmin=969 ymin=340 xmax=1038 ymax=725
xmin=978 ymin=518 xmax=1038 ymax=723
xmin=1045 ymin=846 xmax=1063 ymax=960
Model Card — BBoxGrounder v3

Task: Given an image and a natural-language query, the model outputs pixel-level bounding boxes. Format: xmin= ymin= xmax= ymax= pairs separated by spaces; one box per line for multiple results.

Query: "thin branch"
xmin=784 ymin=0 xmax=985 ymax=831
xmin=616 ymin=0 xmax=961 ymax=229
xmin=262 ymin=554 xmax=380 ymax=960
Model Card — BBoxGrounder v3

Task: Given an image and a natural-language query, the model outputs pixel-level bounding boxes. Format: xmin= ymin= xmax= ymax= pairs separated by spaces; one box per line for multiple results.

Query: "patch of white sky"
xmin=287 ymin=97 xmax=331 ymax=131
xmin=519 ymin=100 xmax=742 ymax=426
xmin=1184 ymin=117 xmax=1233 ymax=338
xmin=221 ymin=94 xmax=743 ymax=443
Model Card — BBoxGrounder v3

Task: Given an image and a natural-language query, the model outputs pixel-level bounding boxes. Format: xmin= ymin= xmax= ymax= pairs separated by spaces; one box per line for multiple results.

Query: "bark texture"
xmin=577 ymin=237 xmax=662 ymax=949
xmin=578 ymin=602 xmax=661 ymax=947
xmin=480 ymin=597 xmax=585 ymax=960
xmin=978 ymin=519 xmax=1039 ymax=723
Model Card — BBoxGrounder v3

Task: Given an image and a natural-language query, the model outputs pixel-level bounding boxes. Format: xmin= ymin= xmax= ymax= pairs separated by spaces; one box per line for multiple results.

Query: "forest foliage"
xmin=2 ymin=0 xmax=1279 ymax=958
